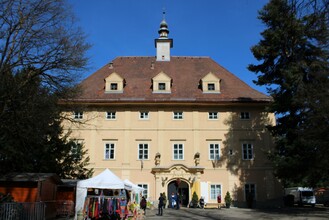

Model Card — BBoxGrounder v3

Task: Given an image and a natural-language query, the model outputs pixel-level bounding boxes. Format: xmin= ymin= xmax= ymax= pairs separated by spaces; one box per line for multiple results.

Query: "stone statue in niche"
xmin=155 ymin=152 xmax=161 ymax=166
xmin=194 ymin=152 xmax=200 ymax=166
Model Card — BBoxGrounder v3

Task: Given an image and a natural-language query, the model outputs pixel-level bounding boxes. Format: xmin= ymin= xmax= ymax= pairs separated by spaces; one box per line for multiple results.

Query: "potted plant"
xmin=224 ymin=191 xmax=232 ymax=208
xmin=191 ymin=191 xmax=199 ymax=208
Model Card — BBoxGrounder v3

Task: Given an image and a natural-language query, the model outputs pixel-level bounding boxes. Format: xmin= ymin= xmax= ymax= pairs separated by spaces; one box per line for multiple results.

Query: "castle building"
xmin=63 ymin=14 xmax=282 ymax=207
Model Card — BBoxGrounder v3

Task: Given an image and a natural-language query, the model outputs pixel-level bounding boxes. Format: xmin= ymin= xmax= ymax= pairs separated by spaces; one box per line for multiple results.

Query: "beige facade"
xmin=63 ymin=104 xmax=281 ymax=207
xmin=62 ymin=16 xmax=282 ymax=208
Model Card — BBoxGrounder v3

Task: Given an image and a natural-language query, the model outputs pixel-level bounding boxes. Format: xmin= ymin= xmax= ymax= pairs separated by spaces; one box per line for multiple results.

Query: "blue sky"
xmin=69 ymin=0 xmax=270 ymax=94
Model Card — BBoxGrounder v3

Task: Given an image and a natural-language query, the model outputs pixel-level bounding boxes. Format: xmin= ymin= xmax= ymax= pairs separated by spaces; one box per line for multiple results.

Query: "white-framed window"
xmin=210 ymin=184 xmax=222 ymax=200
xmin=242 ymin=143 xmax=253 ymax=160
xmin=106 ymin=111 xmax=116 ymax=119
xmin=208 ymin=112 xmax=218 ymax=120
xmin=104 ymin=143 xmax=115 ymax=160
xmin=158 ymin=83 xmax=166 ymax=90
xmin=173 ymin=111 xmax=183 ymax=120
xmin=110 ymin=83 xmax=118 ymax=90
xmin=138 ymin=143 xmax=149 ymax=160
xmin=140 ymin=111 xmax=149 ymax=120
xmin=209 ymin=143 xmax=220 ymax=160
xmin=240 ymin=112 xmax=250 ymax=119
xmin=73 ymin=111 xmax=83 ymax=119
xmin=244 ymin=183 xmax=256 ymax=201
xmin=173 ymin=143 xmax=184 ymax=160
xmin=208 ymin=83 xmax=215 ymax=91
xmin=137 ymin=184 xmax=148 ymax=198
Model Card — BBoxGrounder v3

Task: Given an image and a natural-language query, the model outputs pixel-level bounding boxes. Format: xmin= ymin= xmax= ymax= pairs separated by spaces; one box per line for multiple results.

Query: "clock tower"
xmin=155 ymin=12 xmax=173 ymax=61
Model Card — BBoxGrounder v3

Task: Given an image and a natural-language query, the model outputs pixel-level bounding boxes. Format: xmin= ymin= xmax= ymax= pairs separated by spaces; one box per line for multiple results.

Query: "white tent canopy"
xmin=124 ymin=179 xmax=144 ymax=193
xmin=75 ymin=169 xmax=129 ymax=219
xmin=77 ymin=168 xmax=126 ymax=189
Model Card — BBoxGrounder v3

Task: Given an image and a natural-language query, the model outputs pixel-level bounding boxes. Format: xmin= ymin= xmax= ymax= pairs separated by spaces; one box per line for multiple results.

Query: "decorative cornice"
xmin=151 ymin=163 xmax=204 ymax=174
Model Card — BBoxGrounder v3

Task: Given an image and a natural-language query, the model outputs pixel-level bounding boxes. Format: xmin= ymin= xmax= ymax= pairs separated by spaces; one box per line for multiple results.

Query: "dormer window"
xmin=111 ymin=83 xmax=118 ymax=90
xmin=152 ymin=71 xmax=172 ymax=93
xmin=201 ymin=72 xmax=221 ymax=93
xmin=208 ymin=83 xmax=215 ymax=91
xmin=159 ymin=83 xmax=166 ymax=90
xmin=105 ymin=72 xmax=124 ymax=93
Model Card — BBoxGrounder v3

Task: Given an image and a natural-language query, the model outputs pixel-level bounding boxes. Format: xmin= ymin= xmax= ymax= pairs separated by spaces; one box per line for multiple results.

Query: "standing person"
xmin=162 ymin=192 xmax=167 ymax=209
xmin=217 ymin=193 xmax=222 ymax=209
xmin=140 ymin=196 xmax=147 ymax=215
xmin=158 ymin=193 xmax=164 ymax=216
xmin=170 ymin=192 xmax=176 ymax=209
xmin=176 ymin=192 xmax=180 ymax=209
xmin=199 ymin=196 xmax=205 ymax=209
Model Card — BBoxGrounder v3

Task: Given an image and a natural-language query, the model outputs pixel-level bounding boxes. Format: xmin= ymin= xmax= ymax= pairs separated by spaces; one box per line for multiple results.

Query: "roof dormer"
xmin=105 ymin=72 xmax=125 ymax=93
xmin=152 ymin=71 xmax=172 ymax=93
xmin=201 ymin=72 xmax=221 ymax=93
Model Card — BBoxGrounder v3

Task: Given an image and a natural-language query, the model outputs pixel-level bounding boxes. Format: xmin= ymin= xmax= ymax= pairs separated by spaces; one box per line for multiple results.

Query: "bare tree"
xmin=0 ymin=0 xmax=89 ymax=91
xmin=0 ymin=0 xmax=92 ymax=177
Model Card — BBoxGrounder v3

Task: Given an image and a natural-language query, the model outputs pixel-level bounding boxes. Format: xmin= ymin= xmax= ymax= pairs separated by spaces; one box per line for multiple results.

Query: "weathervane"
xmin=162 ymin=7 xmax=166 ymax=20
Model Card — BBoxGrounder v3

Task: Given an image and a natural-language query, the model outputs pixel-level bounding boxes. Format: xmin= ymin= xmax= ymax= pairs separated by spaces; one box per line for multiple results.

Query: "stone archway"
xmin=152 ymin=164 xmax=204 ymax=208
xmin=167 ymin=179 xmax=189 ymax=208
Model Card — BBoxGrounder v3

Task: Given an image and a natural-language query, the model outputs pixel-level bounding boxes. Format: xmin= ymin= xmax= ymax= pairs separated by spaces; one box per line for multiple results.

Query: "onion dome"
xmin=158 ymin=12 xmax=169 ymax=38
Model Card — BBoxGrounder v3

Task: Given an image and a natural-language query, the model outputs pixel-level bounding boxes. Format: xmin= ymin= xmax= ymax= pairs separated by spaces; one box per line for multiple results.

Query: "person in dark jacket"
xmin=176 ymin=192 xmax=180 ymax=209
xmin=158 ymin=193 xmax=164 ymax=216
xmin=162 ymin=192 xmax=167 ymax=208
xmin=140 ymin=196 xmax=147 ymax=215
xmin=200 ymin=196 xmax=205 ymax=209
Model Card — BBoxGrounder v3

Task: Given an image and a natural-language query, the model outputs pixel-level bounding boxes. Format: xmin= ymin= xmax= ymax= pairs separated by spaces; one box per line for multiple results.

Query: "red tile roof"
xmin=73 ymin=56 xmax=270 ymax=105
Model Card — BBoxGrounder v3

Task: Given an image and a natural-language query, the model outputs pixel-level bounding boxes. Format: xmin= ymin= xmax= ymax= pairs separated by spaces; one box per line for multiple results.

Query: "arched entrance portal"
xmin=167 ymin=179 xmax=189 ymax=207
xmin=152 ymin=163 xmax=204 ymax=208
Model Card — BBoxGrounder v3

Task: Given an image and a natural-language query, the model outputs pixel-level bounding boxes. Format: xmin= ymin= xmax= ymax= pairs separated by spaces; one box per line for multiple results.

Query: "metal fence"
xmin=0 ymin=202 xmax=45 ymax=220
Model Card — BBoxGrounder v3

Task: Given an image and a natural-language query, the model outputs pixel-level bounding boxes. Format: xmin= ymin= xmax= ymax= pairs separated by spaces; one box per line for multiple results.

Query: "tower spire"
xmin=155 ymin=10 xmax=173 ymax=61
xmin=158 ymin=10 xmax=169 ymax=39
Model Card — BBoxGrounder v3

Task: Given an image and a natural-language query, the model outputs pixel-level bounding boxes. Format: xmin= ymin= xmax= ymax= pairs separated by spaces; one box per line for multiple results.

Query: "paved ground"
xmin=143 ymin=206 xmax=329 ymax=220
xmin=58 ymin=205 xmax=329 ymax=220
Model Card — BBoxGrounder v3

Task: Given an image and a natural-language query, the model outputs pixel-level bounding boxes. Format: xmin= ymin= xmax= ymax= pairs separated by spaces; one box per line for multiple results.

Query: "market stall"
xmin=123 ymin=180 xmax=143 ymax=193
xmin=123 ymin=179 xmax=144 ymax=203
xmin=75 ymin=169 xmax=131 ymax=220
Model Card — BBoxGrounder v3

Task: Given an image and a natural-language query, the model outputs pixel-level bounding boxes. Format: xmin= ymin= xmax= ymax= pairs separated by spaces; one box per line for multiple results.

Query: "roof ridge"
xmin=114 ymin=56 xmax=210 ymax=59
xmin=172 ymin=56 xmax=210 ymax=58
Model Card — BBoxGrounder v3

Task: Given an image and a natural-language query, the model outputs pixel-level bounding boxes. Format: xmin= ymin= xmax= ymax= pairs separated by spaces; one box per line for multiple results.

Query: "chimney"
xmin=109 ymin=62 xmax=113 ymax=69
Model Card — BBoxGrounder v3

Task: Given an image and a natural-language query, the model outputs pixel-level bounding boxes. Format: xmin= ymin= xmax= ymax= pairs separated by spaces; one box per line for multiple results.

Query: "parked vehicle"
xmin=284 ymin=187 xmax=316 ymax=207
xmin=315 ymin=188 xmax=329 ymax=207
